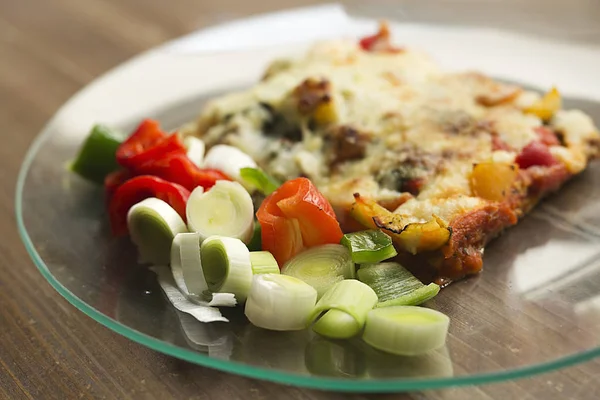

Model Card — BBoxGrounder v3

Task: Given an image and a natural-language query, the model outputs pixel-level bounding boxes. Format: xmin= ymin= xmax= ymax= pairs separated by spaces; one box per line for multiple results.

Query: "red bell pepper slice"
xmin=116 ymin=119 xmax=187 ymax=170
xmin=108 ymin=175 xmax=190 ymax=236
xmin=256 ymin=177 xmax=343 ymax=266
xmin=134 ymin=152 xmax=230 ymax=191
xmin=359 ymin=21 xmax=403 ymax=53
xmin=117 ymin=120 xmax=167 ymax=168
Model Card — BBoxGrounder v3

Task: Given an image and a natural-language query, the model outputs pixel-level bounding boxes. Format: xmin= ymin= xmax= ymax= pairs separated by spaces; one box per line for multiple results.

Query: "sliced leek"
xmin=357 ymin=262 xmax=440 ymax=307
xmin=166 ymin=259 xmax=237 ymax=307
xmin=244 ymin=274 xmax=317 ymax=331
xmin=281 ymin=244 xmax=355 ymax=298
xmin=127 ymin=198 xmax=187 ymax=265
xmin=170 ymin=232 xmax=208 ymax=296
xmin=313 ymin=309 xmax=363 ymax=339
xmin=203 ymin=144 xmax=257 ymax=186
xmin=340 ymin=230 xmax=397 ymax=264
xmin=249 ymin=251 xmax=280 ymax=275
xmin=151 ymin=266 xmax=229 ymax=322
xmin=200 ymin=236 xmax=253 ymax=302
xmin=239 ymin=167 xmax=280 ymax=195
xmin=184 ymin=136 xmax=206 ymax=167
xmin=308 ymin=280 xmax=378 ymax=339
xmin=186 ymin=181 xmax=254 ymax=244
xmin=362 ymin=306 xmax=450 ymax=356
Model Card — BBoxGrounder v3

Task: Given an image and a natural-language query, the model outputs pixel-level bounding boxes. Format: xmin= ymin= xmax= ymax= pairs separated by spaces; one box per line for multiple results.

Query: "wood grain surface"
xmin=2 ymin=0 xmax=600 ymax=399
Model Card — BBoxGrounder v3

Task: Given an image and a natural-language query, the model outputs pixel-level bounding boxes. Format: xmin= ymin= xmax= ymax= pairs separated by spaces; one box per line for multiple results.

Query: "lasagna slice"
xmin=182 ymin=23 xmax=600 ymax=285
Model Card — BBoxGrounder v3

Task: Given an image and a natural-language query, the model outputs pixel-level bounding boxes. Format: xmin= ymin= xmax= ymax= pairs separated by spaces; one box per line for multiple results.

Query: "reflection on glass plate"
xmin=16 ymin=4 xmax=600 ymax=392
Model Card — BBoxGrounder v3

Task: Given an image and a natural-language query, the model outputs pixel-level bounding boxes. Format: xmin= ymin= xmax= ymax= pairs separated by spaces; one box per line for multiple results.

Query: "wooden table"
xmin=2 ymin=0 xmax=600 ymax=398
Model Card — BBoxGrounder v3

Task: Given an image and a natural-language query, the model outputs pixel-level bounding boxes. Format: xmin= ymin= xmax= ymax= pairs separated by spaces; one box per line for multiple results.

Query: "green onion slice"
xmin=151 ymin=266 xmax=230 ymax=323
xmin=249 ymin=251 xmax=280 ymax=275
xmin=357 ymin=262 xmax=439 ymax=307
xmin=244 ymin=274 xmax=317 ymax=331
xmin=200 ymin=236 xmax=253 ymax=303
xmin=362 ymin=306 xmax=450 ymax=356
xmin=239 ymin=167 xmax=280 ymax=195
xmin=127 ymin=198 xmax=187 ymax=265
xmin=186 ymin=181 xmax=255 ymax=244
xmin=69 ymin=124 xmax=123 ymax=183
xmin=308 ymin=279 xmax=378 ymax=339
xmin=183 ymin=136 xmax=206 ymax=167
xmin=281 ymin=244 xmax=355 ymax=298
xmin=340 ymin=230 xmax=397 ymax=264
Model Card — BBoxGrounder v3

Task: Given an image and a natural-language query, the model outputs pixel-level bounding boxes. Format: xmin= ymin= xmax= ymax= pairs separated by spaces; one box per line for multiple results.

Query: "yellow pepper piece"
xmin=312 ymin=101 xmax=338 ymax=125
xmin=524 ymin=87 xmax=562 ymax=121
xmin=349 ymin=194 xmax=451 ymax=255
xmin=470 ymin=162 xmax=519 ymax=202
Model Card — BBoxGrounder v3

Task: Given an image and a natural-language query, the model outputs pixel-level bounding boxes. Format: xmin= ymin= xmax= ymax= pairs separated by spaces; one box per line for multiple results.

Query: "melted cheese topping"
xmin=186 ymin=39 xmax=600 ymax=227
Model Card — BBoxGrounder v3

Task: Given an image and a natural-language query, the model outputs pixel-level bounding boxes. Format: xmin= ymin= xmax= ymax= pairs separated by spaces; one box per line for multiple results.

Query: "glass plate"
xmin=16 ymin=4 xmax=600 ymax=392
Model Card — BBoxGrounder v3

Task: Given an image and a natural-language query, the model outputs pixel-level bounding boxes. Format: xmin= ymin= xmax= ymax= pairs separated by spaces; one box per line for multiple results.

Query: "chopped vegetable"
xmin=249 ymin=251 xmax=280 ymax=275
xmin=362 ymin=306 xmax=450 ymax=356
xmin=114 ymin=120 xmax=228 ymax=191
xmin=116 ymin=119 xmax=185 ymax=170
xmin=357 ymin=262 xmax=440 ymax=307
xmin=168 ymin=256 xmax=236 ymax=307
xmin=109 ymin=175 xmax=190 ymax=236
xmin=203 ymin=144 xmax=258 ymax=186
xmin=184 ymin=136 xmax=206 ymax=167
xmin=151 ymin=266 xmax=230 ymax=322
xmin=281 ymin=244 xmax=354 ymax=298
xmin=350 ymin=194 xmax=450 ymax=254
xmin=312 ymin=310 xmax=359 ymax=339
xmin=135 ymin=151 xmax=230 ymax=191
xmin=308 ymin=280 xmax=378 ymax=339
xmin=127 ymin=198 xmax=187 ymax=265
xmin=470 ymin=162 xmax=519 ymax=202
xmin=240 ymin=167 xmax=280 ymax=196
xmin=244 ymin=274 xmax=317 ymax=331
xmin=186 ymin=181 xmax=255 ymax=244
xmin=340 ymin=230 xmax=397 ymax=264
xmin=358 ymin=21 xmax=402 ymax=53
xmin=257 ymin=177 xmax=343 ymax=265
xmin=171 ymin=232 xmax=208 ymax=297
xmin=256 ymin=209 xmax=304 ymax=268
xmin=70 ymin=124 xmax=123 ymax=183
xmin=200 ymin=236 xmax=253 ymax=302
xmin=524 ymin=87 xmax=562 ymax=121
